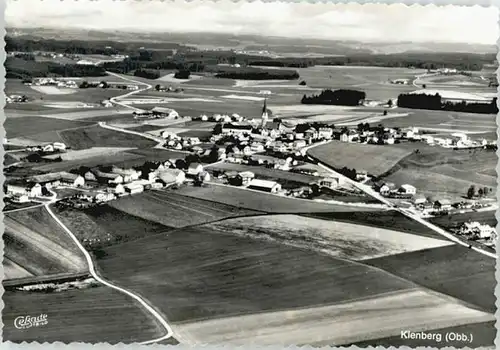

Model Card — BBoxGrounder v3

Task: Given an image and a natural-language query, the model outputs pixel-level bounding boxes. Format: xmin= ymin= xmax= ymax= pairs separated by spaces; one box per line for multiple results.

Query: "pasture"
xmin=3 ymin=286 xmax=165 ymax=344
xmin=4 ymin=207 xmax=86 ymax=279
xmin=307 ymin=210 xmax=447 ymax=241
xmin=308 ymin=141 xmax=412 ymax=177
xmin=364 ymin=244 xmax=496 ymax=313
xmin=169 ymin=185 xmax=383 ymax=213
xmin=32 ymin=151 xmax=144 ymax=173
xmin=53 ymin=205 xmax=173 ymax=250
xmin=5 ymin=116 xmax=93 ymax=139
xmin=383 ymin=108 xmax=497 ymax=134
xmin=383 ymin=148 xmax=496 ymax=201
xmin=108 ymin=190 xmax=262 ymax=228
xmin=59 ymin=125 xmax=157 ymax=150
xmin=207 ymin=214 xmax=453 ymax=261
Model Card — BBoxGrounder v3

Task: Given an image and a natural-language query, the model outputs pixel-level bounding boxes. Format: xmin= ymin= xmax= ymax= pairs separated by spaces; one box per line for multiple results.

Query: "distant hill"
xmin=6 ymin=27 xmax=497 ymax=55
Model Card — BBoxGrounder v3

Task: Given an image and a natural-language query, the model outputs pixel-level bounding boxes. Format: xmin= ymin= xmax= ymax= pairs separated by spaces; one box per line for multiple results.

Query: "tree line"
xmin=301 ymin=89 xmax=366 ymax=106
xmin=397 ymin=92 xmax=498 ymax=114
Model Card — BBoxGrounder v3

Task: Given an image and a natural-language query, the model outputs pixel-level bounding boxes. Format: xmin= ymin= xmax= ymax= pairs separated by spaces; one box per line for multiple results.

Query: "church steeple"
xmin=261 ymin=98 xmax=268 ymax=127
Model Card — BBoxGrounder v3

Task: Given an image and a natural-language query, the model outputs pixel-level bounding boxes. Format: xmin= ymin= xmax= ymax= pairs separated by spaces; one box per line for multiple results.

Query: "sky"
xmin=5 ymin=0 xmax=499 ymax=45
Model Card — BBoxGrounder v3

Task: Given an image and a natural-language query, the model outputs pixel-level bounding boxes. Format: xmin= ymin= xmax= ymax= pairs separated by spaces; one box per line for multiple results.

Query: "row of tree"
xmin=301 ymin=89 xmax=366 ymax=106
xmin=466 ymin=185 xmax=493 ymax=199
xmin=397 ymin=93 xmax=498 ymax=114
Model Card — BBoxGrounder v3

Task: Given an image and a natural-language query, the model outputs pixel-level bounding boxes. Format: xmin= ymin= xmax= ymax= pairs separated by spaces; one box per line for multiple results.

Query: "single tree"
xmin=387 ymin=99 xmax=393 ymax=107
xmin=467 ymin=185 xmax=476 ymax=199
xmin=478 ymin=188 xmax=484 ymax=197
xmin=155 ymin=84 xmax=161 ymax=91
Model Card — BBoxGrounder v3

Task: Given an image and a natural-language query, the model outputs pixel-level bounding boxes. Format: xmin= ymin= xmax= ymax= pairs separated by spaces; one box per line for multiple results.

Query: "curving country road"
xmin=106 ymin=71 xmax=153 ymax=111
xmin=43 ymin=195 xmax=175 ymax=344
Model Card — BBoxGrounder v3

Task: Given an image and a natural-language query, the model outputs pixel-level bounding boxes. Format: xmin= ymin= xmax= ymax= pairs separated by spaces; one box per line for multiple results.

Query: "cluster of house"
xmin=421 ymin=132 xmax=492 ymax=150
xmin=456 ymin=221 xmax=497 ymax=245
xmin=26 ymin=142 xmax=67 ymax=153
xmin=161 ymin=131 xmax=202 ymax=151
xmin=214 ymin=167 xmax=344 ymax=197
xmin=6 ymin=159 xmax=211 ymax=207
xmin=340 ymin=127 xmax=421 ymax=145
xmin=5 ymin=94 xmax=28 ymax=103
xmin=155 ymin=85 xmax=183 ymax=93
xmin=192 ymin=113 xmax=246 ymax=123
xmin=133 ymin=107 xmax=179 ymax=119
xmin=30 ymin=78 xmax=78 ymax=88
xmin=376 ymin=182 xmax=417 ymax=198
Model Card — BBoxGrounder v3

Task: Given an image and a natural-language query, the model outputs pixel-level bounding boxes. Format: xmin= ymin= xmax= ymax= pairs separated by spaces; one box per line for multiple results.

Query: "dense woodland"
xmin=301 ymin=89 xmax=366 ymax=106
xmin=397 ymin=93 xmax=498 ymax=114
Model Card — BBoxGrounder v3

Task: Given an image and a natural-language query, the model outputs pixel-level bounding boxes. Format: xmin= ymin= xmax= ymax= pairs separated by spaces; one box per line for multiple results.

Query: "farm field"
xmin=53 ymin=204 xmax=173 ymax=250
xmin=32 ymin=151 xmax=144 ymax=172
xmin=306 ymin=210 xmax=447 ymax=241
xmin=108 ymin=190 xmax=262 ymax=228
xmin=295 ymin=66 xmax=427 ymax=100
xmin=383 ymin=148 xmax=496 ymax=201
xmin=429 ymin=210 xmax=497 ymax=230
xmin=207 ymin=214 xmax=453 ymax=260
xmin=364 ymin=244 xmax=496 ymax=313
xmin=308 ymin=141 xmax=412 ymax=177
xmin=4 ymin=207 xmax=86 ymax=279
xmin=5 ymin=116 xmax=93 ymax=139
xmin=59 ymin=125 xmax=157 ymax=150
xmin=206 ymin=163 xmax=319 ymax=185
xmin=3 ymin=286 xmax=165 ymax=344
xmin=91 ymin=224 xmax=414 ymax=324
xmin=91 ymin=223 xmax=492 ymax=346
xmin=172 ymin=289 xmax=493 ymax=346
xmin=168 ymin=184 xmax=384 ymax=213
xmin=382 ymin=108 xmax=497 ymax=134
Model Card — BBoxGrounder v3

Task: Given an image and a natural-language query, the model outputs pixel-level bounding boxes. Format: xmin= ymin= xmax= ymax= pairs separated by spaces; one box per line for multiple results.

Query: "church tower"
xmin=261 ymin=98 xmax=269 ymax=128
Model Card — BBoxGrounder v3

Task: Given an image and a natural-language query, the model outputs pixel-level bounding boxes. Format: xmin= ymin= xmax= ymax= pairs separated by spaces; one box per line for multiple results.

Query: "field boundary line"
xmin=44 ymin=203 xmax=175 ymax=345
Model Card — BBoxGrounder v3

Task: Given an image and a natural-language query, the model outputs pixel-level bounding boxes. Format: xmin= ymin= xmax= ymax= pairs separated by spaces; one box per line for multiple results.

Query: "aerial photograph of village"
xmin=2 ymin=0 xmax=498 ymax=348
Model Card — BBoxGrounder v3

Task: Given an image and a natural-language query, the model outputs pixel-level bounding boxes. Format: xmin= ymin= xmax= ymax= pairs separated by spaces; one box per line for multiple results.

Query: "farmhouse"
xmin=159 ymin=169 xmax=186 ymax=185
xmin=413 ymin=195 xmax=427 ymax=205
xmin=222 ymin=123 xmax=253 ymax=135
xmin=460 ymin=222 xmax=497 ymax=240
xmin=237 ymin=171 xmax=255 ymax=185
xmin=124 ymin=183 xmax=144 ymax=195
xmin=30 ymin=172 xmax=85 ymax=188
xmin=95 ymin=192 xmax=115 ymax=203
xmin=107 ymin=183 xmax=126 ymax=195
xmin=318 ymin=176 xmax=344 ymax=189
xmin=151 ymin=107 xmax=179 ymax=118
xmin=379 ymin=182 xmax=396 ymax=196
xmin=6 ymin=183 xmax=43 ymax=197
xmin=111 ymin=167 xmax=141 ymax=183
xmin=93 ymin=170 xmax=124 ymax=184
xmin=318 ymin=128 xmax=334 ymax=139
xmin=247 ymin=179 xmax=282 ymax=193
xmin=399 ymin=184 xmax=417 ymax=195
xmin=434 ymin=199 xmax=452 ymax=211
xmin=187 ymin=163 xmax=204 ymax=176
xmin=53 ymin=142 xmax=67 ymax=151
xmin=12 ymin=194 xmax=30 ymax=203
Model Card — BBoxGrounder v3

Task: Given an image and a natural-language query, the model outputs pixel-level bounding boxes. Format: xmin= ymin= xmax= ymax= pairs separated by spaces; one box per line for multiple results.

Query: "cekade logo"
xmin=14 ymin=314 xmax=48 ymax=330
